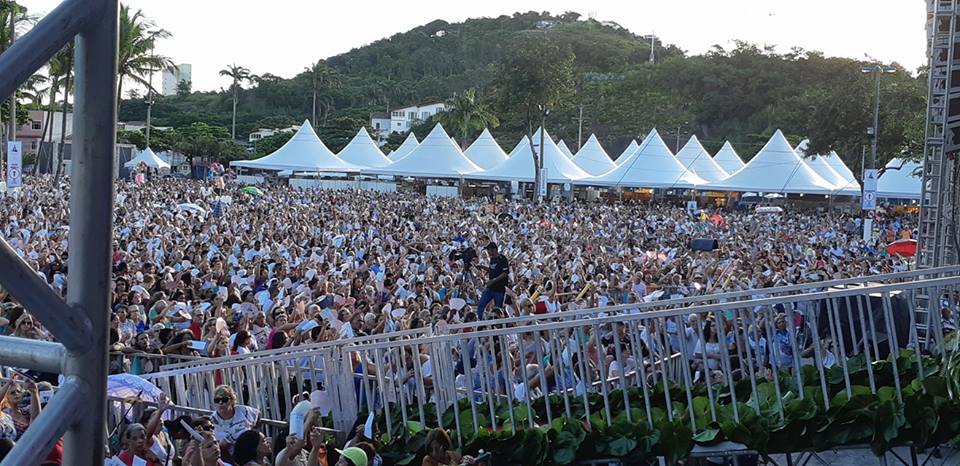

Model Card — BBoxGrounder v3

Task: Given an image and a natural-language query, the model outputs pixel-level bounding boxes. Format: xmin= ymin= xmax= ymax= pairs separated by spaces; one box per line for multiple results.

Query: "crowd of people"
xmin=0 ymin=175 xmax=936 ymax=465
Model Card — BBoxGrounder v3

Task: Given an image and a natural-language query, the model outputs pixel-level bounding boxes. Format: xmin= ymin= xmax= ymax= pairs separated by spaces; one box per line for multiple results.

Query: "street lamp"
xmin=676 ymin=122 xmax=688 ymax=153
xmin=859 ymin=64 xmax=896 ymax=242
xmin=860 ymin=64 xmax=896 ymax=173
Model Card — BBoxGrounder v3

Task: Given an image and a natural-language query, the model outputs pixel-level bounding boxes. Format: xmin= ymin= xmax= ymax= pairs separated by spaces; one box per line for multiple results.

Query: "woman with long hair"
xmin=232 ymin=430 xmax=272 ymax=466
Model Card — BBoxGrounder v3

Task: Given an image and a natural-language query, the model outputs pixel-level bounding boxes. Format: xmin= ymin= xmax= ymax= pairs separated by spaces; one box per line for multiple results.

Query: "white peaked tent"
xmin=878 ymin=158 xmax=922 ymax=199
xmin=713 ymin=141 xmax=746 ymax=174
xmin=794 ymin=139 xmax=860 ymax=195
xmin=124 ymin=147 xmax=170 ymax=169
xmin=463 ymin=128 xmax=509 ymax=170
xmin=674 ymin=135 xmax=728 ymax=182
xmin=557 ymin=140 xmax=575 ymax=158
xmin=470 ymin=128 xmax=589 ymax=183
xmin=585 ymin=129 xmax=704 ymax=188
xmin=704 ymin=130 xmax=836 ymax=194
xmin=823 ymin=151 xmax=859 ymax=187
xmin=365 ymin=123 xmax=481 ymax=177
xmin=337 ymin=127 xmax=392 ymax=168
xmin=572 ymin=134 xmax=617 ymax=176
xmin=616 ymin=140 xmax=639 ymax=164
xmin=389 ymin=132 xmax=419 ymax=160
xmin=232 ymin=121 xmax=358 ymax=172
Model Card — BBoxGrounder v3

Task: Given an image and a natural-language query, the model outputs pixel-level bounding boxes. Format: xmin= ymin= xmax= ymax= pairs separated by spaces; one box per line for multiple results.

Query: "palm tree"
xmin=219 ymin=64 xmax=252 ymax=140
xmin=305 ymin=61 xmax=340 ymax=127
xmin=117 ymin=4 xmax=174 ymax=110
xmin=20 ymin=73 xmax=48 ymax=109
xmin=437 ymin=88 xmax=500 ymax=148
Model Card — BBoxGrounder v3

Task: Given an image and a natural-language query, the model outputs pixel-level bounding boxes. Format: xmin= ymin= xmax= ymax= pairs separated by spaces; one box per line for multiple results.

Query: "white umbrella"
xmin=176 ymin=203 xmax=206 ymax=215
xmin=107 ymin=373 xmax=170 ymax=421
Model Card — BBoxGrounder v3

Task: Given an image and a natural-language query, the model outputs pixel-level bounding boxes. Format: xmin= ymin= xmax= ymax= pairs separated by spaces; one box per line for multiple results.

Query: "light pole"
xmin=676 ymin=122 xmax=687 ymax=153
xmin=861 ymin=64 xmax=896 ymax=173
xmin=860 ymin=64 xmax=895 ymax=242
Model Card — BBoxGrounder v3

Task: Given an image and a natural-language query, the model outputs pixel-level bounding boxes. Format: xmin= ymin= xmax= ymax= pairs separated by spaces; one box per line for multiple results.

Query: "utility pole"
xmin=7 ymin=6 xmax=16 ymax=146
xmin=860 ymin=64 xmax=895 ymax=242
xmin=577 ymin=104 xmax=584 ymax=151
xmin=538 ymin=110 xmax=546 ymax=202
xmin=649 ymin=34 xmax=656 ymax=64
xmin=145 ymin=46 xmax=155 ymax=147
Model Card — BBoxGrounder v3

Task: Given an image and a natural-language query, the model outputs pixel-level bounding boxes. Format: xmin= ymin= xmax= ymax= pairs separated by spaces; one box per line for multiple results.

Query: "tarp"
xmin=124 ymin=147 xmax=170 ymax=169
xmin=584 ymin=129 xmax=704 ymax=188
xmin=231 ymin=120 xmax=359 ymax=172
xmin=363 ymin=123 xmax=481 ymax=178
xmin=572 ymin=134 xmax=617 ymax=176
xmin=795 ymin=139 xmax=861 ymax=195
xmin=557 ymin=140 xmax=575 ymax=158
xmin=337 ymin=127 xmax=392 ymax=168
xmin=674 ymin=135 xmax=728 ymax=182
xmin=388 ymin=132 xmax=419 ymax=160
xmin=712 ymin=141 xmax=746 ymax=174
xmin=469 ymin=128 xmax=589 ymax=183
xmin=703 ymin=130 xmax=836 ymax=194
xmin=877 ymin=158 xmax=922 ymax=199
xmin=463 ymin=128 xmax=509 ymax=170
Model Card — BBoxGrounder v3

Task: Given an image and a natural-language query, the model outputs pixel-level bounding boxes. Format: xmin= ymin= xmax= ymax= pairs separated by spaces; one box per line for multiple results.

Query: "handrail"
xmin=143 ymin=275 xmax=956 ymax=379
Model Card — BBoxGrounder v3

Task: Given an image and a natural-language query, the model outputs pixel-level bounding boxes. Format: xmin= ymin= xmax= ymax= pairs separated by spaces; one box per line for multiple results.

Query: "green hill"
xmin=120 ymin=11 xmax=925 ymax=167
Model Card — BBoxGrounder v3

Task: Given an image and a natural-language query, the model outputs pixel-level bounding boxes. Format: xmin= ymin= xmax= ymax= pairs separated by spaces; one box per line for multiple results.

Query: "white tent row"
xmin=235 ymin=120 xmax=865 ymax=195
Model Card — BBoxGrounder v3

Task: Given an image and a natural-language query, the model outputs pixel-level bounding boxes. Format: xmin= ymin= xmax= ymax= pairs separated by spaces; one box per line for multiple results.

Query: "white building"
xmin=248 ymin=125 xmax=300 ymax=143
xmin=370 ymin=100 xmax=447 ymax=139
xmin=162 ymin=63 xmax=193 ymax=96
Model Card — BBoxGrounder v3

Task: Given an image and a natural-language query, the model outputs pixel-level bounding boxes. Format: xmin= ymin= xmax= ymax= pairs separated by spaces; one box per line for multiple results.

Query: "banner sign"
xmin=862 ymin=168 xmax=878 ymax=210
xmin=6 ymin=141 xmax=22 ymax=188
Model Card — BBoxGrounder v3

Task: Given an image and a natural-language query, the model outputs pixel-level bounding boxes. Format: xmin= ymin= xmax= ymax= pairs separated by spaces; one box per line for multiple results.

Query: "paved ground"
xmin=766 ymin=446 xmax=959 ymax=466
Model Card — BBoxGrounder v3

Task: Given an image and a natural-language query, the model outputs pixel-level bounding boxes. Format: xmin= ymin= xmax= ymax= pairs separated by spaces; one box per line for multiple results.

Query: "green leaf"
xmin=693 ymin=428 xmax=720 ymax=443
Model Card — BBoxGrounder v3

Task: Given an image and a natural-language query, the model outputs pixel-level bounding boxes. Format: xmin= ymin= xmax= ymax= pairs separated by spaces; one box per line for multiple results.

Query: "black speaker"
xmin=690 ymin=239 xmax=719 ymax=251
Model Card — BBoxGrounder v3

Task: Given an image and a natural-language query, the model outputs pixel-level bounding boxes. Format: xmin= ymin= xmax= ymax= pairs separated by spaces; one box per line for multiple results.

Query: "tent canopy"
xmin=231 ymin=120 xmax=359 ymax=172
xmin=572 ymin=134 xmax=617 ymax=176
xmin=713 ymin=141 xmax=745 ymax=174
xmin=615 ymin=140 xmax=639 ymax=165
xmin=674 ymin=135 xmax=728 ymax=182
xmin=470 ymin=128 xmax=589 ymax=183
xmin=463 ymin=128 xmax=509 ymax=170
xmin=557 ymin=140 xmax=575 ymax=158
xmin=337 ymin=127 xmax=392 ymax=168
xmin=364 ymin=123 xmax=481 ymax=177
xmin=389 ymin=132 xmax=419 ymax=160
xmin=823 ymin=151 xmax=859 ymax=187
xmin=584 ymin=129 xmax=704 ymax=188
xmin=795 ymin=139 xmax=860 ymax=195
xmin=703 ymin=130 xmax=836 ymax=194
xmin=877 ymin=158 xmax=922 ymax=199
xmin=124 ymin=147 xmax=170 ymax=169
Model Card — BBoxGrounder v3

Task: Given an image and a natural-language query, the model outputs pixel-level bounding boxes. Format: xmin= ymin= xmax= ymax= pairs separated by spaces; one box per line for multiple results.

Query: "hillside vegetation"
xmin=120 ymin=11 xmax=925 ymax=167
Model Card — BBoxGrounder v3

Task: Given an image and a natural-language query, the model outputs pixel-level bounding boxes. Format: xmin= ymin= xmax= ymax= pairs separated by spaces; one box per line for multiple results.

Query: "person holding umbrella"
xmin=476 ymin=242 xmax=509 ymax=320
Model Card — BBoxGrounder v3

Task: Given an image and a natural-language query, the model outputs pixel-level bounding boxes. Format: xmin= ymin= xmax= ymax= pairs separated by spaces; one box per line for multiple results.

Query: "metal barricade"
xmin=141 ymin=271 xmax=960 ymax=452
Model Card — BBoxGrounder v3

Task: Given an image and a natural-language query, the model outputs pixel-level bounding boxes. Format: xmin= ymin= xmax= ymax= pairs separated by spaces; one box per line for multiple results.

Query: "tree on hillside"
xmin=220 ymin=64 xmax=253 ymax=140
xmin=253 ymin=132 xmax=293 ymax=156
xmin=494 ymin=35 xmax=575 ymax=198
xmin=175 ymin=80 xmax=192 ymax=97
xmin=306 ymin=61 xmax=342 ymax=127
xmin=438 ymin=88 xmax=499 ymax=148
xmin=174 ymin=122 xmax=246 ymax=167
xmin=117 ymin=4 xmax=174 ymax=111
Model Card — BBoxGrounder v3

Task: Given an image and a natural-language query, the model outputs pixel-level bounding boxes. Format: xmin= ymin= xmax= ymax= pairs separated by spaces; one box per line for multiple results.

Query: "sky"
xmin=29 ymin=0 xmax=927 ymax=93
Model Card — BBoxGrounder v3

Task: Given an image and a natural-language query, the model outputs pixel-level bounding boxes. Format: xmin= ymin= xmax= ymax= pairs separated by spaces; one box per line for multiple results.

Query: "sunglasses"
xmin=213 ymin=397 xmax=231 ymax=404
xmin=197 ymin=423 xmax=214 ymax=431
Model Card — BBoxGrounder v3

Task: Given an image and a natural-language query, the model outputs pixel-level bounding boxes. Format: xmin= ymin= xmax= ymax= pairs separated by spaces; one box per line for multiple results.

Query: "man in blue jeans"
xmin=477 ymin=242 xmax=509 ymax=320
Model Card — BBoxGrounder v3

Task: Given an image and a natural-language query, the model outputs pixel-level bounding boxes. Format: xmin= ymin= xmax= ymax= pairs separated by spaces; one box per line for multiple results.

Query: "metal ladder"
xmin=914 ymin=0 xmax=960 ymax=351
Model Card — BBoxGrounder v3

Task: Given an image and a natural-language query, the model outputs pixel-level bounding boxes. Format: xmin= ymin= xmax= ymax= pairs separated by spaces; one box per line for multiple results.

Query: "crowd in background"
xmin=0 ymin=175 xmax=936 ymax=465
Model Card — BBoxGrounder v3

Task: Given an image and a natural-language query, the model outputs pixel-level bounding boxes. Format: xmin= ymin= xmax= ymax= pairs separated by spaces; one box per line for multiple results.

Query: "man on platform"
xmin=477 ymin=242 xmax=508 ymax=319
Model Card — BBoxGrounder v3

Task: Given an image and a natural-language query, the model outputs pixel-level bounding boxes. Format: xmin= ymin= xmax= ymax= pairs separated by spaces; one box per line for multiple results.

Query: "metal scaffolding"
xmin=0 ymin=0 xmax=117 ymax=464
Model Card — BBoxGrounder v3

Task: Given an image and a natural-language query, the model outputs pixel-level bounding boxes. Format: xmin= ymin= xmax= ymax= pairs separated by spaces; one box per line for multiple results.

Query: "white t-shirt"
xmin=212 ymin=405 xmax=260 ymax=444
